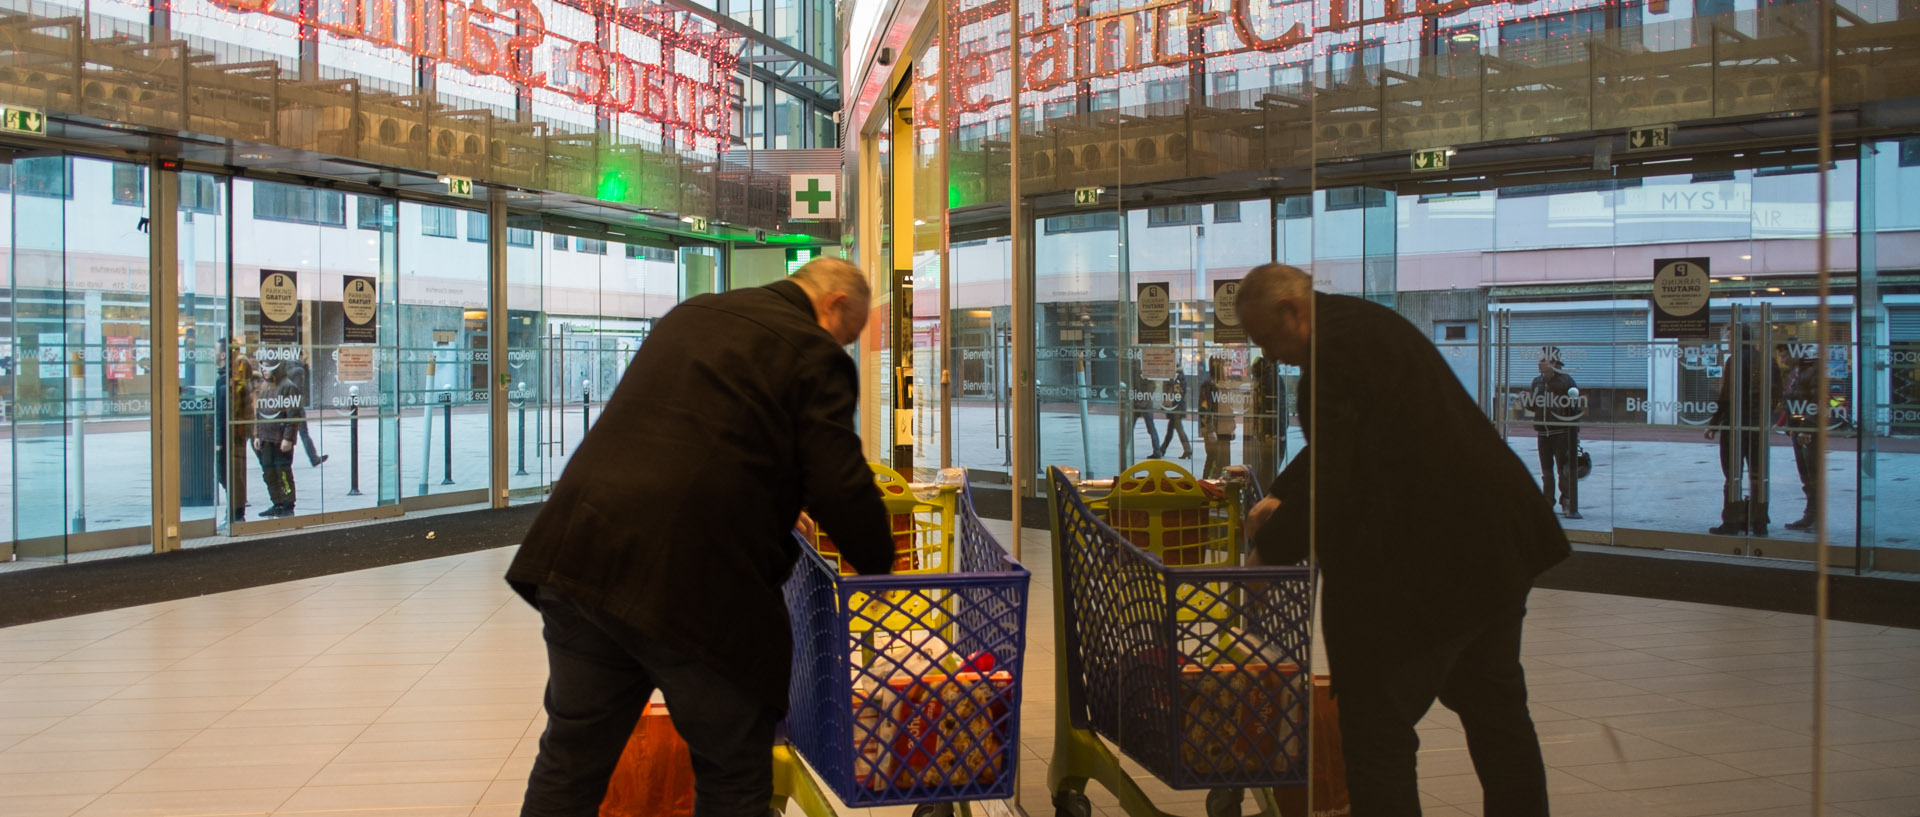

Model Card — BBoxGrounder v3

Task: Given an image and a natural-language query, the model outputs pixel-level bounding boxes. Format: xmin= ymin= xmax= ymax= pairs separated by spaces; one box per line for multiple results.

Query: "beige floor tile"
xmin=0 ymin=770 xmax=137 ymax=797
xmin=275 ymin=781 xmax=489 ymax=813
xmin=212 ymin=707 xmax=388 ymax=729
xmin=1620 ymin=721 xmax=1811 ymax=756
xmin=0 ymin=748 xmax=169 ymax=773
xmin=373 ymin=702 xmax=541 ymax=724
xmin=1774 ymin=769 xmax=1920 ymax=800
xmin=8 ymin=728 xmax=201 ymax=753
xmin=77 ymin=696 xmax=257 ymax=716
xmin=147 ymin=743 xmax=346 ymax=770
xmin=0 ymin=793 xmax=100 ymax=817
xmin=478 ymin=778 xmax=527 ymax=807
xmin=112 ymin=763 xmax=326 ymax=793
xmin=1839 ymin=794 xmax=1920 ymax=817
xmin=0 ymin=714 xmax=65 ymax=735
xmin=306 ymin=758 xmax=507 ymax=787
xmin=356 ymin=719 xmax=535 ymax=743
xmin=179 ymin=722 xmax=368 ymax=748
xmin=1707 ymin=746 xmax=1883 ymax=777
xmin=1624 ymin=778 xmax=1810 ymax=817
xmin=330 ymin=738 xmax=521 ymax=764
xmin=1560 ymin=755 xmax=1753 ymax=791
xmin=70 ymin=787 xmax=297 ymax=817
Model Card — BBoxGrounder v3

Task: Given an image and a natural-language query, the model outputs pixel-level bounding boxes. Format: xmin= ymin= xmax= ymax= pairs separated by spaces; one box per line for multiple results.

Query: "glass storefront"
xmin=867 ymin=0 xmax=1917 ymax=574
xmin=0 ymin=156 xmax=731 ymax=558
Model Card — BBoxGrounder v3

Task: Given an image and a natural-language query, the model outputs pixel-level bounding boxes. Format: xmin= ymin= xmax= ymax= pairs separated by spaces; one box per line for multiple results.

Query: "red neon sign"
xmin=208 ymin=0 xmax=740 ymax=146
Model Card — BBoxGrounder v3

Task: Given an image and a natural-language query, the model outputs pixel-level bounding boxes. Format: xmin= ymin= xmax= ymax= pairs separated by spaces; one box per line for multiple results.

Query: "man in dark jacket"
xmin=1528 ymin=347 xmax=1581 ymax=520
xmin=1707 ymin=324 xmax=1771 ymax=536
xmin=251 ymin=357 xmax=304 ymax=518
xmin=507 ymin=258 xmax=896 ymax=817
xmin=1239 ymin=263 xmax=1569 ymax=817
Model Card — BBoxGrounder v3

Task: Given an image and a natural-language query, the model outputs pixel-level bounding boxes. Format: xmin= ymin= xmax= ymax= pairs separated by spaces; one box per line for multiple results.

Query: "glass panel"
xmin=179 ymin=173 xmax=230 ymax=529
xmin=7 ymin=156 xmax=156 ymax=560
xmin=1864 ymin=136 xmax=1919 ymax=571
xmin=505 ymin=214 xmax=548 ymax=502
xmin=229 ymin=179 xmax=399 ymax=526
xmin=399 ymin=201 xmax=491 ymax=501
xmin=912 ymin=43 xmax=944 ymax=480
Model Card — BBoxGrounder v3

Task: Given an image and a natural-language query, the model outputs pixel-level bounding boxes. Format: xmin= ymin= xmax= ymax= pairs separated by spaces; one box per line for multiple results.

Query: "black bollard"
xmin=582 ymin=386 xmax=592 ymax=433
xmin=440 ymin=392 xmax=455 ymax=485
xmin=515 ymin=401 xmax=528 ymax=476
xmin=347 ymin=400 xmax=362 ymax=496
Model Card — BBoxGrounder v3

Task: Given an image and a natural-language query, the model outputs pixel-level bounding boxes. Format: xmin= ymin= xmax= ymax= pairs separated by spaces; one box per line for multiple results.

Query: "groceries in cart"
xmin=783 ymin=466 xmax=1031 ymax=810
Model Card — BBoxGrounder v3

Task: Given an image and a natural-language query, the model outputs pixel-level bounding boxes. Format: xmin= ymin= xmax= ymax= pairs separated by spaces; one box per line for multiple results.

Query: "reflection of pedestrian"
xmin=1128 ymin=357 xmax=1162 ymax=463
xmin=1247 ymin=356 xmax=1288 ymax=490
xmin=1151 ymin=372 xmax=1193 ymax=460
xmin=225 ymin=346 xmax=254 ymax=522
xmin=252 ymin=359 xmax=303 ymax=518
xmin=1528 ymin=347 xmax=1581 ymax=520
xmin=1240 ymin=264 xmax=1568 ymax=817
xmin=283 ymin=354 xmax=329 ymax=468
xmin=1706 ymin=325 xmax=1770 ymax=536
xmin=507 ymin=259 xmax=896 ymax=817
xmin=1777 ymin=344 xmax=1819 ymax=531
xmin=1199 ymin=356 xmax=1235 ymax=479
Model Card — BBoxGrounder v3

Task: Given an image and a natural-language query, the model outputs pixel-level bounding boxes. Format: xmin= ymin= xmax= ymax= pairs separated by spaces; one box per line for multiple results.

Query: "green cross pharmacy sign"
xmin=789 ymin=174 xmax=839 ymax=221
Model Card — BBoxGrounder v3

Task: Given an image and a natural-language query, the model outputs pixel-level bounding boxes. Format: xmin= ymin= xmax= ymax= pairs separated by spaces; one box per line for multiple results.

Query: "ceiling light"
xmin=1451 ymin=32 xmax=1480 ymax=43
xmin=238 ymin=153 xmax=269 ymax=160
xmin=1730 ymin=276 xmax=1747 ymax=281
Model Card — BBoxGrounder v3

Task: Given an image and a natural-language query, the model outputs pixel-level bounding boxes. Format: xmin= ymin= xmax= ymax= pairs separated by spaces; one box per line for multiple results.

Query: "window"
xmin=1325 ymin=186 xmax=1389 ymax=211
xmin=1147 ymin=205 xmax=1202 ymax=227
xmin=1043 ymin=211 xmax=1120 ymax=234
xmin=111 ymin=163 xmax=144 ymax=206
xmin=625 ymin=244 xmax=675 ymax=261
xmin=1270 ymin=64 xmax=1308 ymax=90
xmin=1499 ymin=178 xmax=1640 ymax=198
xmin=1044 ymin=100 xmax=1078 ymax=121
xmin=1212 ymin=72 xmax=1239 ymax=97
xmin=356 ymin=196 xmax=389 ymax=229
xmin=1328 ymin=39 xmax=1383 ymax=86
xmin=467 ymin=211 xmax=489 ymax=242
xmin=14 ymin=157 xmax=71 ymax=199
xmin=508 ymin=226 xmax=535 ymax=247
xmin=553 ymin=234 xmax=570 ymax=251
xmin=253 ymin=182 xmax=344 ymax=225
xmin=1146 ymin=78 xmax=1186 ymax=104
xmin=1434 ymin=25 xmax=1482 ymax=77
xmin=1900 ymin=138 xmax=1920 ymax=167
xmin=180 ymin=173 xmax=221 ymax=215
xmin=421 ymin=206 xmax=460 ymax=238
xmin=1278 ymin=195 xmax=1312 ymax=219
xmin=1091 ymin=90 xmax=1119 ymax=110
xmin=576 ymin=237 xmax=608 ymax=255
xmin=1214 ymin=202 xmax=1242 ymax=223
xmin=1499 ymin=9 xmax=1608 ymax=66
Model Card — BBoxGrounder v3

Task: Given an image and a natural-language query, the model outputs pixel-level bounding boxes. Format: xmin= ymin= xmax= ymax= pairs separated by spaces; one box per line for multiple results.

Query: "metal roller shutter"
xmin=1500 ymin=309 xmax=1650 ymax=390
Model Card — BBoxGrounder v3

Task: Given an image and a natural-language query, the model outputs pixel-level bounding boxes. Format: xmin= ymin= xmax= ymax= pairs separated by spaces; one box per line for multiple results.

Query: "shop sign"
xmin=1651 ymin=257 xmax=1710 ymax=340
xmin=206 ymin=0 xmax=738 ymax=145
xmin=950 ymin=0 xmax=1550 ymax=112
xmin=259 ymin=269 xmax=300 ymax=344
xmin=343 ymin=276 xmax=379 ymax=344
xmin=105 ymin=337 xmax=136 ymax=380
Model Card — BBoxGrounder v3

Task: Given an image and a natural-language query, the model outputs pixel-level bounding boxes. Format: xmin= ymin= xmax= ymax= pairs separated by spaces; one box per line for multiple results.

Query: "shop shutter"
xmin=1499 ymin=309 xmax=1649 ymax=390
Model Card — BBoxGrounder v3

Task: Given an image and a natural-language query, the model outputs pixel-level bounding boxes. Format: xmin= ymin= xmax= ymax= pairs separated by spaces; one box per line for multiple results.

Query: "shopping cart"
xmin=1045 ymin=465 xmax=1315 ymax=817
xmin=811 ymin=463 xmax=960 ymax=639
xmin=779 ymin=468 xmax=1031 ymax=817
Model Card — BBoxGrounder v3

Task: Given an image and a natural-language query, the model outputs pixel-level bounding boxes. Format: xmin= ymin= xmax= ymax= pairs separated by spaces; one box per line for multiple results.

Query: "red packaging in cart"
xmin=851 ymin=671 xmax=1013 ymax=791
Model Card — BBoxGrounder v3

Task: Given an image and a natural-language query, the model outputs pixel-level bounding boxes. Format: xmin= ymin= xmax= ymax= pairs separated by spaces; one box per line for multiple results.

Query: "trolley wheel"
xmin=1053 ymin=790 xmax=1094 ymax=817
xmin=1205 ymin=787 xmax=1246 ymax=817
xmin=912 ymin=804 xmax=956 ymax=817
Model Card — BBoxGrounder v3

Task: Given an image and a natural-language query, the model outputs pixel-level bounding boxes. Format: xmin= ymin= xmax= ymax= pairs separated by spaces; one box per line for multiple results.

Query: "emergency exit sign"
xmin=1 ymin=106 xmax=46 ymax=136
xmin=1411 ymin=148 xmax=1451 ymax=172
xmin=1627 ymin=124 xmax=1673 ymax=151
xmin=1074 ymin=187 xmax=1101 ymax=205
xmin=444 ymin=175 xmax=474 ymax=197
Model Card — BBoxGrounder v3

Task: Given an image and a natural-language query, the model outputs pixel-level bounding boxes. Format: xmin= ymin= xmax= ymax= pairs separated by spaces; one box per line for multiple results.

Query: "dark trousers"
xmin=521 ymin=587 xmax=776 ymax=817
xmin=1535 ymin=431 xmax=1577 ymax=513
xmin=298 ymin=421 xmax=323 ymax=466
xmin=1129 ymin=409 xmax=1162 ymax=462
xmin=1789 ymin=430 xmax=1817 ymax=518
xmin=1719 ymin=429 xmax=1769 ymax=528
xmin=1153 ymin=411 xmax=1191 ymax=458
xmin=1335 ymin=601 xmax=1550 ymax=817
xmin=255 ymin=443 xmax=294 ymax=509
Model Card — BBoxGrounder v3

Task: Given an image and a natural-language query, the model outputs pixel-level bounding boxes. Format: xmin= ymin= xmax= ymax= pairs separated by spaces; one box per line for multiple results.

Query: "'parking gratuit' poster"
xmin=342 ymin=276 xmax=378 ymax=344
xmin=259 ymin=269 xmax=299 ymax=343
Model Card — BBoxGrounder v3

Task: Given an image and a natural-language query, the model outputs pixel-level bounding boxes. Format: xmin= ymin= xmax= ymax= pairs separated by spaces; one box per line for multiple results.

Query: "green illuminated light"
xmin=785 ymin=247 xmax=816 ymax=275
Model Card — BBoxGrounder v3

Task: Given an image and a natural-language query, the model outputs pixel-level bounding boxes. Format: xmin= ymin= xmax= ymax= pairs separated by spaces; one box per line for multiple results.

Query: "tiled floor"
xmin=1 ymin=521 xmax=1917 ymax=817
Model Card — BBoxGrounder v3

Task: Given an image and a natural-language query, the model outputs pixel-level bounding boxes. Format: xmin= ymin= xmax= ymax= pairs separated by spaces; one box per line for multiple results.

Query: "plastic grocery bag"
xmin=599 ymin=703 xmax=696 ymax=817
